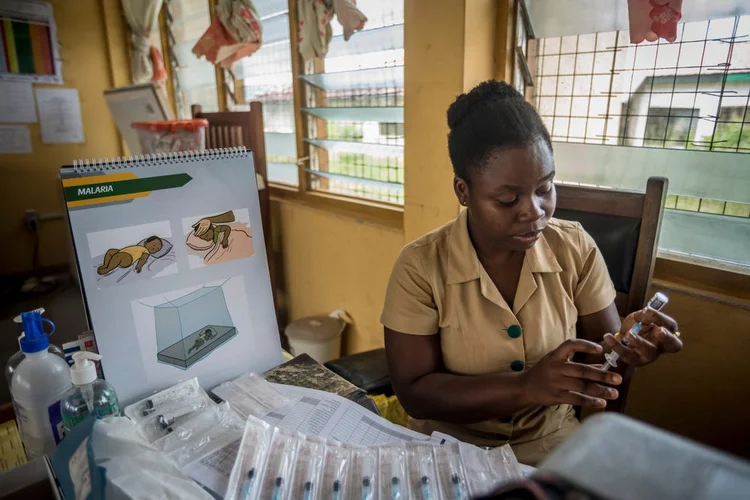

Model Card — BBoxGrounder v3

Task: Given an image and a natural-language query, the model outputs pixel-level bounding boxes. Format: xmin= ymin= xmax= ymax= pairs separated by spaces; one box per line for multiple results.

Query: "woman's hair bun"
xmin=447 ymin=80 xmax=524 ymax=130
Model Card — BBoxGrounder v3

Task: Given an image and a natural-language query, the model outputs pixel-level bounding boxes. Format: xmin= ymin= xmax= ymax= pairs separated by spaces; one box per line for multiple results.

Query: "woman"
xmin=381 ymin=80 xmax=682 ymax=466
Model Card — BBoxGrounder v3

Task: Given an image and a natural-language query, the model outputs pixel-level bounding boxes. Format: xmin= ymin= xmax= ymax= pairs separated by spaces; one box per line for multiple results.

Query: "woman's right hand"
xmin=521 ymin=339 xmax=622 ymax=408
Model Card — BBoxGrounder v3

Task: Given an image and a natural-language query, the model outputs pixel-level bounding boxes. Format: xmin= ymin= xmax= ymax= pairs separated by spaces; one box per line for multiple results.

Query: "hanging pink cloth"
xmin=628 ymin=0 xmax=683 ymax=44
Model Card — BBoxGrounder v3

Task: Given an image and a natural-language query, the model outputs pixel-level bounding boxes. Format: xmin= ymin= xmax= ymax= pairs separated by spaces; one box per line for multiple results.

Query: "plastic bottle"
xmin=4 ymin=308 xmax=66 ymax=392
xmin=11 ymin=312 xmax=73 ymax=458
xmin=60 ymin=352 xmax=120 ymax=432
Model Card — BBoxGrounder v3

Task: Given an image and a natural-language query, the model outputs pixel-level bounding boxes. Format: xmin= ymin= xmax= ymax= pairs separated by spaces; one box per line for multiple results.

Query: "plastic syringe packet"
xmin=211 ymin=372 xmax=289 ymax=419
xmin=123 ymin=378 xmax=215 ymax=443
xmin=407 ymin=442 xmax=442 ymax=500
xmin=378 ymin=443 xmax=410 ymax=499
xmin=289 ymin=436 xmax=326 ymax=499
xmin=434 ymin=443 xmax=469 ymax=500
xmin=257 ymin=428 xmax=300 ymax=499
xmin=459 ymin=442 xmax=522 ymax=498
xmin=321 ymin=442 xmax=353 ymax=499
xmin=353 ymin=446 xmax=377 ymax=500
xmin=151 ymin=402 xmax=245 ymax=467
xmin=225 ymin=416 xmax=274 ymax=500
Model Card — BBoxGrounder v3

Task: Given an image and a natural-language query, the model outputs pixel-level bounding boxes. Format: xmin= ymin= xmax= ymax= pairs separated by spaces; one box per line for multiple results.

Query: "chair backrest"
xmin=555 ymin=177 xmax=668 ymax=317
xmin=191 ymin=102 xmax=268 ymax=180
xmin=555 ymin=177 xmax=668 ymax=414
xmin=191 ymin=102 xmax=285 ymax=330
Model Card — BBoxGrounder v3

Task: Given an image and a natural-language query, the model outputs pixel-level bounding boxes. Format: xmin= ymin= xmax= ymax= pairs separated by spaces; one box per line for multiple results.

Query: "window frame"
xmin=157 ymin=0 xmax=404 ymax=228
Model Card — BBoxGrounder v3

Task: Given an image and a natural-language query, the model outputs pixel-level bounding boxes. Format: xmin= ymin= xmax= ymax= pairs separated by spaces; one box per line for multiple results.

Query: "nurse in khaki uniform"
xmin=381 ymin=81 xmax=682 ymax=466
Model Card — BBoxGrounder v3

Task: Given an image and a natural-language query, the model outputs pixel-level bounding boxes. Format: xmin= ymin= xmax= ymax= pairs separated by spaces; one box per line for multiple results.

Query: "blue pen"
xmin=272 ymin=477 xmax=283 ymax=500
xmin=421 ymin=476 xmax=432 ymax=500
xmin=391 ymin=477 xmax=401 ymax=499
xmin=242 ymin=468 xmax=255 ymax=499
xmin=333 ymin=479 xmax=341 ymax=500
xmin=362 ymin=476 xmax=373 ymax=500
xmin=303 ymin=481 xmax=313 ymax=500
xmin=451 ymin=474 xmax=464 ymax=500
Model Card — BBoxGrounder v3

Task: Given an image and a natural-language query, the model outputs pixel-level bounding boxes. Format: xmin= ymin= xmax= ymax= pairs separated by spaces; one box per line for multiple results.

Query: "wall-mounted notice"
xmin=0 ymin=124 xmax=32 ymax=154
xmin=0 ymin=81 xmax=37 ymax=122
xmin=36 ymin=88 xmax=84 ymax=144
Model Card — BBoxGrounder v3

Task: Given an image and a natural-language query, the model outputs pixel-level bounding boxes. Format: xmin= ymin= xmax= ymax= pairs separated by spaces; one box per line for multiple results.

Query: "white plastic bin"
xmin=284 ymin=315 xmax=346 ymax=364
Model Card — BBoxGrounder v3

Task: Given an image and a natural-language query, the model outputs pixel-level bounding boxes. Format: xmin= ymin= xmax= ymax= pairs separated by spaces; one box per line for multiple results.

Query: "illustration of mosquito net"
xmin=153 ymin=284 xmax=237 ymax=369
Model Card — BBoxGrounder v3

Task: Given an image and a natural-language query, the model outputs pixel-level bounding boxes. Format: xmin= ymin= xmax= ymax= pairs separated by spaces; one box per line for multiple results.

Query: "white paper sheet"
xmin=266 ymin=384 xmax=430 ymax=445
xmin=183 ymin=440 xmax=241 ymax=498
xmin=0 ymin=125 xmax=32 ymax=154
xmin=0 ymin=81 xmax=37 ymax=122
xmin=35 ymin=88 xmax=84 ymax=144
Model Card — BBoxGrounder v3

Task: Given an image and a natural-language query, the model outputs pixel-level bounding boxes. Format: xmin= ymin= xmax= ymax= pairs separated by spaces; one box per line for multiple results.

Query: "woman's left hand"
xmin=602 ymin=308 xmax=683 ymax=367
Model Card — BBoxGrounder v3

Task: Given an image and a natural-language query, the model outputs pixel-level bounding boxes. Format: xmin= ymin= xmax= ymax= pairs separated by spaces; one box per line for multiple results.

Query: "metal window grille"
xmin=164 ymin=0 xmax=219 ymax=119
xmin=533 ymin=15 xmax=750 ymax=220
xmin=234 ymin=0 xmax=298 ymax=185
xmin=302 ymin=0 xmax=405 ymax=205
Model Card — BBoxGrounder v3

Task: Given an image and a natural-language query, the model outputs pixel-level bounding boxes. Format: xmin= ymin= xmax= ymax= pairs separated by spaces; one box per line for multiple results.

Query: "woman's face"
xmin=455 ymin=140 xmax=556 ymax=253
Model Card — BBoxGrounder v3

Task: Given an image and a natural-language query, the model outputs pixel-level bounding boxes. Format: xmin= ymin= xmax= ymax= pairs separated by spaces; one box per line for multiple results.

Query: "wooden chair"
xmin=555 ymin=176 xmax=669 ymax=412
xmin=191 ymin=102 xmax=285 ymax=330
xmin=325 ymin=177 xmax=669 ymax=414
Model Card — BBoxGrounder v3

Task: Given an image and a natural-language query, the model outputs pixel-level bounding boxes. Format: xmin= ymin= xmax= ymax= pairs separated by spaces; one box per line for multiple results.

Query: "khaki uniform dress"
xmin=381 ymin=210 xmax=616 ymax=465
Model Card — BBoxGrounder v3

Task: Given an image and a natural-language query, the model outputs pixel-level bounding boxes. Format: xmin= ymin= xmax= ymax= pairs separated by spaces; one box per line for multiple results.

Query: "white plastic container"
xmin=285 ymin=314 xmax=347 ymax=364
xmin=11 ymin=312 xmax=73 ymax=459
xmin=60 ymin=352 xmax=120 ymax=433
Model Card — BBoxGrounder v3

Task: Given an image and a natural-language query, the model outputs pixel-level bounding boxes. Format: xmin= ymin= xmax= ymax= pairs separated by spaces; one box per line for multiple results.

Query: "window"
xmin=234 ymin=0 xmax=298 ymax=185
xmin=533 ymin=15 xmax=750 ymax=268
xmin=164 ymin=0 xmax=218 ymax=118
xmin=302 ymin=0 xmax=404 ymax=205
xmin=641 ymin=108 xmax=699 ymax=148
xmin=534 ymin=16 xmax=750 ymax=150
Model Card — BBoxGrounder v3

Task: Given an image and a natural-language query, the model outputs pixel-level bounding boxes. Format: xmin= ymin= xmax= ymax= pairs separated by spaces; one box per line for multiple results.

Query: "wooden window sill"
xmin=269 ymin=184 xmax=404 ymax=231
xmin=654 ymin=254 xmax=750 ymax=303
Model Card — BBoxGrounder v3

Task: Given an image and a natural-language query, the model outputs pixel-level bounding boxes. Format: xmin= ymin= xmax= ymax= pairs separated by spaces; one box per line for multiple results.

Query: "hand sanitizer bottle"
xmin=10 ymin=312 xmax=72 ymax=458
xmin=5 ymin=308 xmax=65 ymax=392
xmin=60 ymin=352 xmax=121 ymax=432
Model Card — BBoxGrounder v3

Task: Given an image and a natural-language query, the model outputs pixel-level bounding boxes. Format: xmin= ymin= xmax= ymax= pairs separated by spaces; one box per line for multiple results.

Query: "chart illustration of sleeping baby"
xmin=185 ymin=210 xmax=254 ymax=266
xmin=94 ymin=234 xmax=176 ymax=284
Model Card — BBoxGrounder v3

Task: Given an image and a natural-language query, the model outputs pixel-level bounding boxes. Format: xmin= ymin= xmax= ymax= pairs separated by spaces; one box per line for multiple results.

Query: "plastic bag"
xmin=378 ymin=443 xmax=410 ymax=499
xmin=224 ymin=416 xmax=274 ymax=500
xmin=289 ymin=436 xmax=326 ymax=499
xmin=407 ymin=442 xmax=442 ymax=500
xmin=124 ymin=378 xmax=214 ymax=443
xmin=151 ymin=402 xmax=245 ymax=467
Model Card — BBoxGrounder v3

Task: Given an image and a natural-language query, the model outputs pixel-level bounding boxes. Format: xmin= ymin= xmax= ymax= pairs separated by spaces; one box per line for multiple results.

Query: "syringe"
xmin=602 ymin=292 xmax=669 ymax=371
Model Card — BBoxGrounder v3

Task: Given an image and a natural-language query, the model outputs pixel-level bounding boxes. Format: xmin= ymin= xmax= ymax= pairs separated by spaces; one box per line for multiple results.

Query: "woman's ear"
xmin=454 ymin=176 xmax=469 ymax=206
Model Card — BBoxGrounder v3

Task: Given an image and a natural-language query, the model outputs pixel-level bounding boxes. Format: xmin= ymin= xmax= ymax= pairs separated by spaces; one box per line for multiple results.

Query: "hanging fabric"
xmin=192 ymin=0 xmax=263 ymax=69
xmin=628 ymin=0 xmax=683 ymax=44
xmin=120 ymin=0 xmax=166 ymax=84
xmin=297 ymin=0 xmax=367 ymax=60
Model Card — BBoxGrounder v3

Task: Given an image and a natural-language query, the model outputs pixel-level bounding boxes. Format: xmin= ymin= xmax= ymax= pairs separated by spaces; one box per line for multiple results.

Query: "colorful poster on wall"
xmin=0 ymin=0 xmax=62 ymax=84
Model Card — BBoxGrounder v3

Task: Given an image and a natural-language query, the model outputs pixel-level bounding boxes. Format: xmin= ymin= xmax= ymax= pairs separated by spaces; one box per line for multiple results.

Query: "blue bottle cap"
xmin=19 ymin=311 xmax=55 ymax=354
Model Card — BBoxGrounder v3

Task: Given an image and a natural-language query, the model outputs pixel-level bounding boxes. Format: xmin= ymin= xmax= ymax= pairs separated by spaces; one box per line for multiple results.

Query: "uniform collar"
xmin=445 ymin=210 xmax=562 ymax=286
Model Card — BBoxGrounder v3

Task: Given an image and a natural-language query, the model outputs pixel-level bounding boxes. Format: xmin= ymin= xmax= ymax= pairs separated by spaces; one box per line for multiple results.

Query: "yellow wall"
xmin=273 ymin=202 xmax=404 ymax=353
xmin=0 ymin=0 xmax=128 ymax=275
xmin=626 ymin=270 xmax=750 ymax=459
